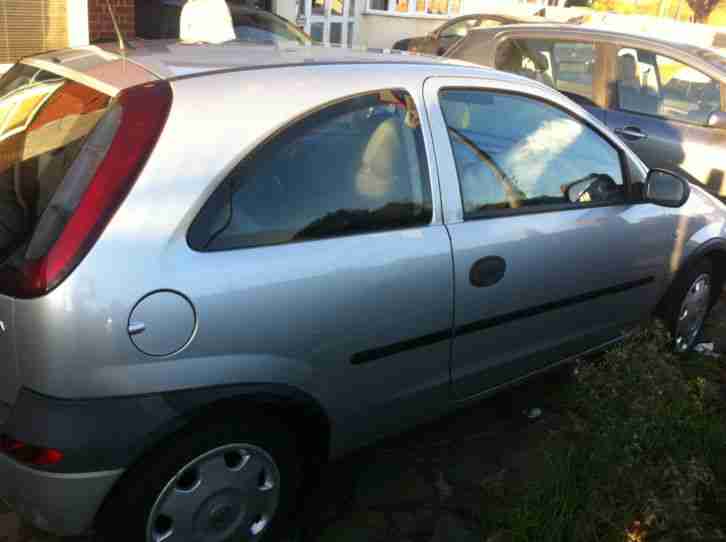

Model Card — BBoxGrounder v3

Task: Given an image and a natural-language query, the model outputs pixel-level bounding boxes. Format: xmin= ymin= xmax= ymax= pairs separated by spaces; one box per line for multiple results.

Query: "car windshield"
xmin=231 ymin=11 xmax=311 ymax=45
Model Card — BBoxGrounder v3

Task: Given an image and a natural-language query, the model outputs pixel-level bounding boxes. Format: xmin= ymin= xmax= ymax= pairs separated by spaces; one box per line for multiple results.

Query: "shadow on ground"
xmin=297 ymin=366 xmax=573 ymax=542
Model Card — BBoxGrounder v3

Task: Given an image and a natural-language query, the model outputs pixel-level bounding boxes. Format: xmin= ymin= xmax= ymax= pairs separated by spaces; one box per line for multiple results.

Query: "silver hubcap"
xmin=146 ymin=443 xmax=281 ymax=542
xmin=675 ymin=273 xmax=711 ymax=352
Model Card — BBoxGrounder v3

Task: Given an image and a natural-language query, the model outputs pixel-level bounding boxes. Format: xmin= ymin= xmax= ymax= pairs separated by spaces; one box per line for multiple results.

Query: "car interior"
xmin=441 ymin=90 xmax=625 ymax=215
xmin=617 ymin=52 xmax=661 ymax=116
xmin=202 ymin=92 xmax=431 ymax=250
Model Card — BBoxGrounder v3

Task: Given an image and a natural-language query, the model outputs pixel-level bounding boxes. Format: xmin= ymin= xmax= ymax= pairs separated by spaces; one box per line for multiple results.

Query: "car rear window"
xmin=0 ymin=63 xmax=112 ymax=263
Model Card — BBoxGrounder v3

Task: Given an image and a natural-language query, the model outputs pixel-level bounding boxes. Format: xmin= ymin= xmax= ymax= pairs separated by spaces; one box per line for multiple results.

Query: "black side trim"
xmin=351 ymin=329 xmax=452 ymax=365
xmin=456 ymin=276 xmax=654 ymax=337
xmin=351 ymin=276 xmax=654 ymax=365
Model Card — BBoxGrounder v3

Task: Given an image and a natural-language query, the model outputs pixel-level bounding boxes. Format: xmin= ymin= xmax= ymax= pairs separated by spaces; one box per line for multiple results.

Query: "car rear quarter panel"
xmin=11 ymin=63 xmax=467 ymax=455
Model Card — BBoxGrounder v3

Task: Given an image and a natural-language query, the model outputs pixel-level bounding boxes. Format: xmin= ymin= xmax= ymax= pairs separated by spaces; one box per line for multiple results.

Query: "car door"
xmin=606 ymin=47 xmax=726 ymax=196
xmin=424 ymin=77 xmax=669 ymax=399
xmin=186 ymin=89 xmax=454 ymax=446
xmin=490 ymin=36 xmax=609 ymax=123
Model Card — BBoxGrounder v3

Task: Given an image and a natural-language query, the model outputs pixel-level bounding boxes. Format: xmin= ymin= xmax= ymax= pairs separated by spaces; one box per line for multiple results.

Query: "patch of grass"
xmin=481 ymin=323 xmax=726 ymax=542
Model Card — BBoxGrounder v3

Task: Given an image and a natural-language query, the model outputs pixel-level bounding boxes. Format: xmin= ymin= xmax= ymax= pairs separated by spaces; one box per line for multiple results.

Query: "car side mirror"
xmin=644 ymin=169 xmax=689 ymax=207
xmin=708 ymin=111 xmax=726 ymax=129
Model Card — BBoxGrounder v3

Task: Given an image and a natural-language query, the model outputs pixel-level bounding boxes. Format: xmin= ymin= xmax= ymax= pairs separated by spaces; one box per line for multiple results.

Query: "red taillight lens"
xmin=0 ymin=435 xmax=63 ymax=466
xmin=4 ymin=81 xmax=172 ymax=298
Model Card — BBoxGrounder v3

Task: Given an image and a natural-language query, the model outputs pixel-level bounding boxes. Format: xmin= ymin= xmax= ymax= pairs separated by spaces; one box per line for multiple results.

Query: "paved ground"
xmin=2 ymin=299 xmax=725 ymax=542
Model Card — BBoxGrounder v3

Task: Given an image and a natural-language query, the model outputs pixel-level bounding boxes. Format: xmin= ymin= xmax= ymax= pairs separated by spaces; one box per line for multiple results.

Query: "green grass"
xmin=480 ymin=323 xmax=726 ymax=542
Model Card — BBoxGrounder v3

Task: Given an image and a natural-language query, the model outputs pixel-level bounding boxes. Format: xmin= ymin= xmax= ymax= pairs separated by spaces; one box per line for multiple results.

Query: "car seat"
xmin=617 ymin=54 xmax=660 ymax=115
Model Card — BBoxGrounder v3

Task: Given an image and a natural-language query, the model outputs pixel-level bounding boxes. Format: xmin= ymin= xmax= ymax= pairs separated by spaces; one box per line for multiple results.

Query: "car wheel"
xmin=97 ymin=417 xmax=302 ymax=542
xmin=664 ymin=258 xmax=714 ymax=352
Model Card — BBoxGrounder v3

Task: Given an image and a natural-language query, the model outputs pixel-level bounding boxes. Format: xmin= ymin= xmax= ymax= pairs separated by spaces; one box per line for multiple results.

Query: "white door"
xmin=298 ymin=0 xmax=356 ymax=45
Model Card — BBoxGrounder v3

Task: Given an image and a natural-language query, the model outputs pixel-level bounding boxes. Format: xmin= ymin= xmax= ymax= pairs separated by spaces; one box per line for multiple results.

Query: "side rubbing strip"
xmin=351 ymin=276 xmax=654 ymax=365
xmin=351 ymin=329 xmax=452 ymax=365
xmin=455 ymin=276 xmax=655 ymax=337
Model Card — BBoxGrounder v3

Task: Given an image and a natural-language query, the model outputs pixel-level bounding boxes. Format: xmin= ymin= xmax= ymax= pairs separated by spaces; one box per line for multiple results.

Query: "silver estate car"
xmin=1 ymin=41 xmax=726 ymax=542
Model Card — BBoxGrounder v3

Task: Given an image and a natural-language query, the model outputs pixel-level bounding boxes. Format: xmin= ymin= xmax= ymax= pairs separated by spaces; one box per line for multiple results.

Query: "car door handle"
xmin=470 ymin=256 xmax=506 ymax=288
xmin=615 ymin=126 xmax=648 ymax=141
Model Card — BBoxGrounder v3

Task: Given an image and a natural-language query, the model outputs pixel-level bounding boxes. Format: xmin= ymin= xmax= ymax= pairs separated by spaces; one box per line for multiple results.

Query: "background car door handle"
xmin=470 ymin=256 xmax=506 ymax=287
xmin=615 ymin=126 xmax=647 ymax=141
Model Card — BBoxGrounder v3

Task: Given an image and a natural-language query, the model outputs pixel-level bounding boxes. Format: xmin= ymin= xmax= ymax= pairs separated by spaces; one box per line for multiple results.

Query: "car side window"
xmin=657 ymin=54 xmax=721 ymax=125
xmin=189 ymin=90 xmax=432 ymax=251
xmin=495 ymin=39 xmax=596 ymax=105
xmin=439 ymin=89 xmax=625 ymax=217
xmin=616 ymin=48 xmax=721 ymax=125
xmin=440 ymin=18 xmax=480 ymax=39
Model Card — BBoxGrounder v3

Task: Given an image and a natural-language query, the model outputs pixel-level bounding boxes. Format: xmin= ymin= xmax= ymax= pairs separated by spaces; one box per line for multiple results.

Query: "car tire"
xmin=96 ymin=416 xmax=302 ymax=542
xmin=663 ymin=258 xmax=715 ymax=352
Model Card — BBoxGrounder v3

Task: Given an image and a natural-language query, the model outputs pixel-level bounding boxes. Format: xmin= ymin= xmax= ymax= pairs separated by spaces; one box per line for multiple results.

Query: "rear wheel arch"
xmin=173 ymin=385 xmax=333 ymax=469
xmin=95 ymin=384 xmax=332 ymax=530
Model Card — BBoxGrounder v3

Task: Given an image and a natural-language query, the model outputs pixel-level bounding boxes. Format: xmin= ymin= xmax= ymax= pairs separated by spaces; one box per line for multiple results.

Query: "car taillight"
xmin=2 ymin=81 xmax=172 ymax=298
xmin=0 ymin=434 xmax=63 ymax=466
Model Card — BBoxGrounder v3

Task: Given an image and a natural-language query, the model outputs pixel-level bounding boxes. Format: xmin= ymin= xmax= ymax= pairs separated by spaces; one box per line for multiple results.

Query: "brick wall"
xmin=88 ymin=0 xmax=136 ymax=42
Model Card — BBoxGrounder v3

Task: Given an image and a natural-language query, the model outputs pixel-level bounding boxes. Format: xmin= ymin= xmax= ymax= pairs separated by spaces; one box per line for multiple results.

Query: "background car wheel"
xmin=96 ymin=417 xmax=302 ymax=542
xmin=663 ymin=258 xmax=715 ymax=352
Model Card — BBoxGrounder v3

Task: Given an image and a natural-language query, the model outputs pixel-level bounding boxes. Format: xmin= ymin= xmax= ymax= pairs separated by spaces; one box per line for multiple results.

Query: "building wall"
xmin=88 ymin=0 xmax=136 ymax=42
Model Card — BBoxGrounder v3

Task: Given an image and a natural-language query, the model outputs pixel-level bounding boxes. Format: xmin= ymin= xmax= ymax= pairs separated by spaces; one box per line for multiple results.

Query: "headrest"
xmin=618 ymin=54 xmax=638 ymax=81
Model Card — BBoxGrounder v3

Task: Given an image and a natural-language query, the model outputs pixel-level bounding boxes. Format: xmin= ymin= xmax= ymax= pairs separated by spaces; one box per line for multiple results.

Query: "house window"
xmin=366 ymin=0 xmax=460 ymax=16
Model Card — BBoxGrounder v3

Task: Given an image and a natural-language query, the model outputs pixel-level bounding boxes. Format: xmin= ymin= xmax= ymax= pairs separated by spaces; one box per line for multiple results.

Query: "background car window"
xmin=439 ymin=90 xmax=624 ymax=217
xmin=615 ymin=48 xmax=720 ymax=125
xmin=440 ymin=18 xmax=480 ymax=39
xmin=615 ymin=48 xmax=661 ymax=116
xmin=496 ymin=39 xmax=596 ymax=104
xmin=192 ymin=91 xmax=432 ymax=251
xmin=552 ymin=42 xmax=596 ymax=103
xmin=657 ymin=54 xmax=720 ymax=124
xmin=232 ymin=12 xmax=308 ymax=44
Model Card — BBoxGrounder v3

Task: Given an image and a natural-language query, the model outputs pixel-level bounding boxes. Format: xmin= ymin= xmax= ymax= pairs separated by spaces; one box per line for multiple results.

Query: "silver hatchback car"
xmin=0 ymin=41 xmax=725 ymax=542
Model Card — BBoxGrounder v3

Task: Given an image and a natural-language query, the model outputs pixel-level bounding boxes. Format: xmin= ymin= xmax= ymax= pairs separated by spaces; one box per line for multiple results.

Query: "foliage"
xmin=481 ymin=323 xmax=726 ymax=542
xmin=686 ymin=0 xmax=721 ymax=22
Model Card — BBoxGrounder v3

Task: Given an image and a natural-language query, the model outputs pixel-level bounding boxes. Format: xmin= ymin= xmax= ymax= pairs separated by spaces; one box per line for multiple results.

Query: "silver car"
xmin=0 ymin=40 xmax=725 ymax=542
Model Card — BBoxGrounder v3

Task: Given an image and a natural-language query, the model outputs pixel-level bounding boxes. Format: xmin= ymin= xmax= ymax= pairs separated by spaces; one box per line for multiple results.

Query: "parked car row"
xmin=0 ymin=8 xmax=726 ymax=542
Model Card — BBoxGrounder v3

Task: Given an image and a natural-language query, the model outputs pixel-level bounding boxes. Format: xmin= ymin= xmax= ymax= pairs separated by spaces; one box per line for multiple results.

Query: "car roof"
xmin=38 ymin=41 xmax=463 ymax=81
xmin=462 ymin=23 xmax=726 ymax=73
xmin=27 ymin=41 xmax=483 ymax=89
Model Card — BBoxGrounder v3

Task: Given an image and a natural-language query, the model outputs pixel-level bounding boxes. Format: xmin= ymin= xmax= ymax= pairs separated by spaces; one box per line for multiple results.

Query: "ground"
xmin=2 ymin=297 xmax=726 ymax=542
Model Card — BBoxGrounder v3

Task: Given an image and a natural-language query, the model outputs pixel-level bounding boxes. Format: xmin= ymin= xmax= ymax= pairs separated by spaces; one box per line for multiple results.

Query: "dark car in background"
xmin=136 ymin=0 xmax=312 ymax=44
xmin=391 ymin=13 xmax=547 ymax=56
xmin=446 ymin=24 xmax=726 ymax=197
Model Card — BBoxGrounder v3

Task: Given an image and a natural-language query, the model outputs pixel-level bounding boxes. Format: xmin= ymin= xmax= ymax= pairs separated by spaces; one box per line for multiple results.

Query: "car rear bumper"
xmin=0 ymin=453 xmax=122 ymax=536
